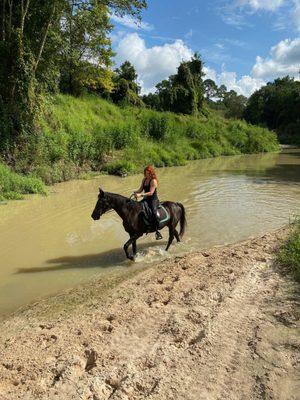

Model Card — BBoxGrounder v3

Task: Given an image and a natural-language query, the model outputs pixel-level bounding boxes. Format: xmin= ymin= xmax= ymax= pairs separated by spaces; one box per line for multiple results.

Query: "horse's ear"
xmin=99 ymin=188 xmax=104 ymax=197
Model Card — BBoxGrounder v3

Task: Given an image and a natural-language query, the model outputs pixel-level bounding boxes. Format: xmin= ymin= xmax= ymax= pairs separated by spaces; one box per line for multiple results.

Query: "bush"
xmin=226 ymin=121 xmax=249 ymax=151
xmin=144 ymin=114 xmax=172 ymax=141
xmin=0 ymin=163 xmax=47 ymax=199
xmin=105 ymin=122 xmax=140 ymax=150
xmin=103 ymin=160 xmax=136 ymax=176
xmin=0 ymin=94 xmax=280 ymax=194
xmin=278 ymin=219 xmax=300 ymax=282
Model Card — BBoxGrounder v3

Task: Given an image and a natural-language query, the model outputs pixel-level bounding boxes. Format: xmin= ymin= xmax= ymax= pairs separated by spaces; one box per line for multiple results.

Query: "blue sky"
xmin=110 ymin=0 xmax=300 ymax=96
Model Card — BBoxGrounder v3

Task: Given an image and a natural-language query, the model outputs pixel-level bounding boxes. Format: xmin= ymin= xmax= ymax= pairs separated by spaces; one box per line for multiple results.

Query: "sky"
xmin=110 ymin=0 xmax=300 ymax=97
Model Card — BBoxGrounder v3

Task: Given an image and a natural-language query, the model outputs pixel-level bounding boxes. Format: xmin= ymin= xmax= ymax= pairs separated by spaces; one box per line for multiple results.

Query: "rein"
xmin=105 ymin=193 xmax=138 ymax=216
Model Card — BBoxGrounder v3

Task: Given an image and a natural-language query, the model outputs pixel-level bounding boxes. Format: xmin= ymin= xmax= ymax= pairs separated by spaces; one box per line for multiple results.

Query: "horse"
xmin=91 ymin=188 xmax=187 ymax=261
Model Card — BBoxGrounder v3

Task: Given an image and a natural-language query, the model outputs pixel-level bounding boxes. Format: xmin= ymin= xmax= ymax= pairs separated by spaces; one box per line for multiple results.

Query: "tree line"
xmin=0 ymin=0 xmax=299 ymax=149
xmin=0 ymin=0 xmax=146 ymax=150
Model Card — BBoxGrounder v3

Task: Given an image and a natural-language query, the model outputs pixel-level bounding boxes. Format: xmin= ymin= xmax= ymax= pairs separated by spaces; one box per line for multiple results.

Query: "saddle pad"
xmin=156 ymin=205 xmax=169 ymax=223
xmin=142 ymin=204 xmax=170 ymax=226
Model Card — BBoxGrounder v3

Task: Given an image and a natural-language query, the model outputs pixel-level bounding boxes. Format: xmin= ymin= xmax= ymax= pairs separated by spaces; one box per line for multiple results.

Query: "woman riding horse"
xmin=134 ymin=165 xmax=163 ymax=240
xmin=91 ymin=182 xmax=186 ymax=260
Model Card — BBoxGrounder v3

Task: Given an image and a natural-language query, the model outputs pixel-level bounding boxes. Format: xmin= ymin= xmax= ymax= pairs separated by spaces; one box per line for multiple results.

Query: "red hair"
xmin=144 ymin=165 xmax=158 ymax=182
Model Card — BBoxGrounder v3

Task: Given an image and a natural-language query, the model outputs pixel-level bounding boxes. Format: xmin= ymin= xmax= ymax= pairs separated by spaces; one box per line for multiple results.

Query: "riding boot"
xmin=151 ymin=201 xmax=163 ymax=240
xmin=155 ymin=219 xmax=163 ymax=240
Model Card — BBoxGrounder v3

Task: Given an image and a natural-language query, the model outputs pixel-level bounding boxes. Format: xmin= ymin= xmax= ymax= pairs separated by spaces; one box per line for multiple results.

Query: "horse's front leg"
xmin=132 ymin=240 xmax=137 ymax=257
xmin=123 ymin=235 xmax=138 ymax=261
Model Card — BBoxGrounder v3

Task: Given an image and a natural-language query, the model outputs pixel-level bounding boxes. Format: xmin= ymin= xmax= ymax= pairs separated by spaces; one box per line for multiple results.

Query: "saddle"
xmin=141 ymin=202 xmax=170 ymax=229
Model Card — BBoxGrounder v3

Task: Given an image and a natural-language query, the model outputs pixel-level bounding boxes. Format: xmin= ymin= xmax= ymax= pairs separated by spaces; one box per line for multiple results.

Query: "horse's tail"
xmin=177 ymin=203 xmax=187 ymax=238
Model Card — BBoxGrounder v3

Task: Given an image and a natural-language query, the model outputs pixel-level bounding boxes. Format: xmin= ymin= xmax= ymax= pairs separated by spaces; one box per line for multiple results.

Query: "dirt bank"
xmin=0 ymin=227 xmax=299 ymax=400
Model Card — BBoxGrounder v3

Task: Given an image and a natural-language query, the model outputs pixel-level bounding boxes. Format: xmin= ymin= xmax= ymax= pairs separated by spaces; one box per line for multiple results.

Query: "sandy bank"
xmin=0 ymin=227 xmax=299 ymax=400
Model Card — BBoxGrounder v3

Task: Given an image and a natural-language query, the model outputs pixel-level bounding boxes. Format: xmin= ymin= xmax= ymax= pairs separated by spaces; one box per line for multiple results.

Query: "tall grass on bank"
xmin=278 ymin=219 xmax=300 ymax=282
xmin=5 ymin=94 xmax=280 ymax=185
xmin=0 ymin=163 xmax=47 ymax=200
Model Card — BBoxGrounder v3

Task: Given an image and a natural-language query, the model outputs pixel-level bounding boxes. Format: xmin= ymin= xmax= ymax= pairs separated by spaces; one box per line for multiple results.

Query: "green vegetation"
xmin=278 ymin=219 xmax=300 ymax=282
xmin=143 ymin=53 xmax=204 ymax=115
xmin=0 ymin=163 xmax=47 ymax=201
xmin=0 ymin=0 xmax=284 ymax=200
xmin=5 ymin=93 xmax=277 ymax=184
xmin=0 ymin=0 xmax=146 ymax=150
xmin=244 ymin=77 xmax=300 ymax=145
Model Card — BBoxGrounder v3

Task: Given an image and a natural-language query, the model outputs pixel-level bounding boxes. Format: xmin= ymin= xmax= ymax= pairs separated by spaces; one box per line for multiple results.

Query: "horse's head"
xmin=91 ymin=188 xmax=112 ymax=220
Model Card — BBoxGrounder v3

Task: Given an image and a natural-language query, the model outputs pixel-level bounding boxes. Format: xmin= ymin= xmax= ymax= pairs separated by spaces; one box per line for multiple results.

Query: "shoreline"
xmin=0 ymin=224 xmax=291 ymax=323
xmin=0 ymin=225 xmax=299 ymax=399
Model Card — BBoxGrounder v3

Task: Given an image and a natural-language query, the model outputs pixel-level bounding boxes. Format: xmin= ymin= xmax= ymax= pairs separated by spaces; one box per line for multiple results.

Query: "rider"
xmin=134 ymin=165 xmax=163 ymax=240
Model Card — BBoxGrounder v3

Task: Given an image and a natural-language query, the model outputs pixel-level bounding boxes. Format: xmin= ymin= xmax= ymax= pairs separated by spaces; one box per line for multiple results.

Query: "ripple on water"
xmin=0 ymin=150 xmax=300 ymax=316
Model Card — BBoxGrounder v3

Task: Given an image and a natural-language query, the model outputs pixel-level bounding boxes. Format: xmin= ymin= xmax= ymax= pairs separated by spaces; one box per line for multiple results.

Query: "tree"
xmin=0 ymin=0 xmax=147 ymax=149
xmin=59 ymin=1 xmax=114 ymax=95
xmin=217 ymin=84 xmax=227 ymax=100
xmin=203 ymin=79 xmax=218 ymax=100
xmin=111 ymin=61 xmax=143 ymax=106
xmin=150 ymin=53 xmax=205 ymax=115
xmin=223 ymin=90 xmax=247 ymax=119
xmin=244 ymin=76 xmax=300 ymax=144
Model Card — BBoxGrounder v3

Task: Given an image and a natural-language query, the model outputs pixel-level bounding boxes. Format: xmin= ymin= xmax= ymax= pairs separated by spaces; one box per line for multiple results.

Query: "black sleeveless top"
xmin=143 ymin=179 xmax=159 ymax=203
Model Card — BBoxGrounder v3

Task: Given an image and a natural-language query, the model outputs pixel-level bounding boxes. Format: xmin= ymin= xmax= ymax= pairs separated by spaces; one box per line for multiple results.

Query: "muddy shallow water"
xmin=0 ymin=149 xmax=299 ymax=316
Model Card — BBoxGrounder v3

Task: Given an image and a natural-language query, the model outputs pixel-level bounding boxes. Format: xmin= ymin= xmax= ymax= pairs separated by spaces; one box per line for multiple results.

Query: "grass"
xmin=0 ymin=163 xmax=47 ymax=201
xmin=278 ymin=219 xmax=300 ymax=282
xmin=1 ymin=93 xmax=280 ymax=191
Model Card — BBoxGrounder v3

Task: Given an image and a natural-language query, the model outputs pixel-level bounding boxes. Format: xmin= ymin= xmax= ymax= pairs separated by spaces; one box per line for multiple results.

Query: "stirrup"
xmin=155 ymin=231 xmax=163 ymax=240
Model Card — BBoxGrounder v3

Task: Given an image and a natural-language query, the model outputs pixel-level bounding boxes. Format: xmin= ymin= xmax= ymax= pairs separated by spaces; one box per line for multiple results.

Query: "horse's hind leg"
xmin=166 ymin=227 xmax=175 ymax=251
xmin=174 ymin=229 xmax=180 ymax=243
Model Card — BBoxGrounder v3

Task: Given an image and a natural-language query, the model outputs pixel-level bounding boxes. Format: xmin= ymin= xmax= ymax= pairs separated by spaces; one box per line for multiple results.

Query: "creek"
xmin=0 ymin=149 xmax=299 ymax=317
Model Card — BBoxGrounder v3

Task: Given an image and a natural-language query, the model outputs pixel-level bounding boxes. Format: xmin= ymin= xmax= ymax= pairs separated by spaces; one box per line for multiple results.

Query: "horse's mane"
xmin=105 ymin=192 xmax=141 ymax=207
xmin=106 ymin=192 xmax=129 ymax=201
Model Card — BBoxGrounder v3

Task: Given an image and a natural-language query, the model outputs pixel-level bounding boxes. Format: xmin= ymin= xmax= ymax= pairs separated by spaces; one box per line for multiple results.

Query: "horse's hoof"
xmin=128 ymin=256 xmax=135 ymax=261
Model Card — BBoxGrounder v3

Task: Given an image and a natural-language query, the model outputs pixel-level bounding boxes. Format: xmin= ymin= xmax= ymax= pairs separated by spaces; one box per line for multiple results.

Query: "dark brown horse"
xmin=91 ymin=188 xmax=186 ymax=260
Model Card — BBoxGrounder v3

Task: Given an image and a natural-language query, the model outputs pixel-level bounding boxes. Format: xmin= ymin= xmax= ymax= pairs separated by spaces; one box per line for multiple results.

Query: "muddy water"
xmin=0 ymin=149 xmax=300 ymax=316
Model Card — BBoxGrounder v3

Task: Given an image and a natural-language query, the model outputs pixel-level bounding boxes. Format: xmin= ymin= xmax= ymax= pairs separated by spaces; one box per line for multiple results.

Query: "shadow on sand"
xmin=15 ymin=240 xmax=166 ymax=274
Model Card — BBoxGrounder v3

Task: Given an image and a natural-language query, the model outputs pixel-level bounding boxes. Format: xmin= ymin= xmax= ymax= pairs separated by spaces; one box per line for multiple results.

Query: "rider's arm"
xmin=134 ymin=179 xmax=145 ymax=194
xmin=143 ymin=179 xmax=157 ymax=196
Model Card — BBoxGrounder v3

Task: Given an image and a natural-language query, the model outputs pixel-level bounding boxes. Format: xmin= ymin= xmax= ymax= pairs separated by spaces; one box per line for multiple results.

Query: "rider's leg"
xmin=151 ymin=200 xmax=163 ymax=240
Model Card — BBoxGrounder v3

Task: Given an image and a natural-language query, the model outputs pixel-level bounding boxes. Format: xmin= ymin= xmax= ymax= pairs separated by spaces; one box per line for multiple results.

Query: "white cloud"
xmin=237 ymin=0 xmax=285 ymax=11
xmin=220 ymin=12 xmax=250 ymax=28
xmin=219 ymin=0 xmax=286 ymax=28
xmin=114 ymin=33 xmax=193 ymax=94
xmin=252 ymin=37 xmax=300 ymax=79
xmin=203 ymin=66 xmax=218 ymax=82
xmin=218 ymin=71 xmax=265 ymax=96
xmin=110 ymin=14 xmax=154 ymax=31
xmin=203 ymin=68 xmax=265 ymax=97
xmin=113 ymin=32 xmax=300 ymax=98
xmin=113 ymin=33 xmax=265 ymax=97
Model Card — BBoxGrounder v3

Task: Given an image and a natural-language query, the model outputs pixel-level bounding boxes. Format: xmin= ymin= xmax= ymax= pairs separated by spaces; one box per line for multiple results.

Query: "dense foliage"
xmin=3 ymin=94 xmax=276 ymax=187
xmin=0 ymin=0 xmax=146 ymax=152
xmin=244 ymin=77 xmax=300 ymax=145
xmin=0 ymin=162 xmax=46 ymax=200
xmin=202 ymin=81 xmax=247 ymax=120
xmin=111 ymin=61 xmax=144 ymax=106
xmin=0 ymin=0 xmax=285 ymax=201
xmin=143 ymin=53 xmax=204 ymax=115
